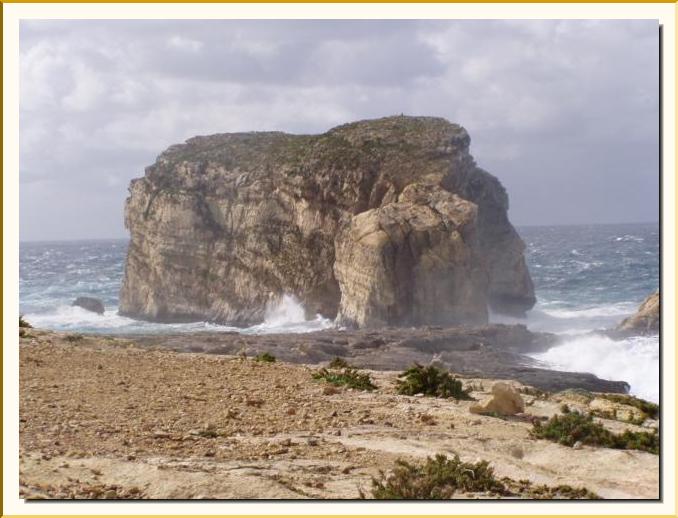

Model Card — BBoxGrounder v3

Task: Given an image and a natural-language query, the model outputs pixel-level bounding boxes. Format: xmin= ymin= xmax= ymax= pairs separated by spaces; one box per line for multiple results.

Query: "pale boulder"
xmin=470 ymin=382 xmax=525 ymax=416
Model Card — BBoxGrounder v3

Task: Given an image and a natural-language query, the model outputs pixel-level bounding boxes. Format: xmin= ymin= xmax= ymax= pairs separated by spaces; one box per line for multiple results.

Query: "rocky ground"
xmin=19 ymin=329 xmax=659 ymax=500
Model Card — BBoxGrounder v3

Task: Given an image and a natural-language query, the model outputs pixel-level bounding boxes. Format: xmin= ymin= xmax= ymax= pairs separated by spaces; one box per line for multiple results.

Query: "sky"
xmin=19 ymin=19 xmax=659 ymax=241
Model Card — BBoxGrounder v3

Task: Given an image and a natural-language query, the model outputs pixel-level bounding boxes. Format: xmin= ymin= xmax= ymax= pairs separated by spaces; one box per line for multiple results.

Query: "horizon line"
xmin=19 ymin=220 xmax=660 ymax=244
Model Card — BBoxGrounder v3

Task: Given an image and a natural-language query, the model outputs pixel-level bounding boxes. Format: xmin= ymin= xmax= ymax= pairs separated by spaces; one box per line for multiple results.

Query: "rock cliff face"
xmin=120 ymin=116 xmax=535 ymax=327
xmin=618 ymin=291 xmax=659 ymax=334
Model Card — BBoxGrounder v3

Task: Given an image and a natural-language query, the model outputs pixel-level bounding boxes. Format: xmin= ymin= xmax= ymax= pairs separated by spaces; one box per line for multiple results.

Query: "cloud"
xmin=167 ymin=35 xmax=204 ymax=52
xmin=19 ymin=19 xmax=659 ymax=240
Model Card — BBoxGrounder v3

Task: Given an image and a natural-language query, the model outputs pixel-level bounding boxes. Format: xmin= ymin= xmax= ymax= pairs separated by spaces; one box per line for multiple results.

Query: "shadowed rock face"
xmin=120 ymin=116 xmax=535 ymax=327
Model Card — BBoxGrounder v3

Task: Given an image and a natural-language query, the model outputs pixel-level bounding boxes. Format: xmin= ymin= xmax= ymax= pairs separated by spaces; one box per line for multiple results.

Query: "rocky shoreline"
xmin=118 ymin=324 xmax=629 ymax=394
xmin=19 ymin=328 xmax=658 ymax=500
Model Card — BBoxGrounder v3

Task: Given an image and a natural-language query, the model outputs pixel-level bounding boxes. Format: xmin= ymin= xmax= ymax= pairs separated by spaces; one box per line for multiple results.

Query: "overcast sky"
xmin=19 ymin=19 xmax=659 ymax=241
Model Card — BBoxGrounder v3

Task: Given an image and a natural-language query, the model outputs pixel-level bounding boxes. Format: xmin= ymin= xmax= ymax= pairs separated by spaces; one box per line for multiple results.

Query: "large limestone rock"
xmin=618 ymin=291 xmax=659 ymax=334
xmin=120 ymin=116 xmax=535 ymax=327
xmin=470 ymin=382 xmax=525 ymax=416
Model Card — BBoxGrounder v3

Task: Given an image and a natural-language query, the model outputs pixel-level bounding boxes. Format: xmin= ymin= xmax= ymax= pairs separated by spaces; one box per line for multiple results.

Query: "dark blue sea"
xmin=19 ymin=222 xmax=659 ymax=401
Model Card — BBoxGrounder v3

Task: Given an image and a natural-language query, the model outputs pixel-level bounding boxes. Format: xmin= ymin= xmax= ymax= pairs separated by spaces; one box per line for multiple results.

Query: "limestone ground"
xmin=19 ymin=330 xmax=658 ymax=500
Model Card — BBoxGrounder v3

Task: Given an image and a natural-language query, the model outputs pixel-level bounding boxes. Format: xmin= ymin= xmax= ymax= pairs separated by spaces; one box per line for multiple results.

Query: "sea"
xmin=19 ymin=222 xmax=660 ymax=402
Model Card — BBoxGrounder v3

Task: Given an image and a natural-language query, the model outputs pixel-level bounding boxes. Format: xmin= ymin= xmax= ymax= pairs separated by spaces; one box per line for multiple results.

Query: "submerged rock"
xmin=72 ymin=297 xmax=105 ymax=315
xmin=120 ymin=116 xmax=535 ymax=327
xmin=618 ymin=291 xmax=659 ymax=334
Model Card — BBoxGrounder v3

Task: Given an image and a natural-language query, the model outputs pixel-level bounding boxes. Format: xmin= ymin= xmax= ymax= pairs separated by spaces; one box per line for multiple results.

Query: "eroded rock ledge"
xmin=122 ymin=325 xmax=628 ymax=394
xmin=120 ymin=116 xmax=535 ymax=328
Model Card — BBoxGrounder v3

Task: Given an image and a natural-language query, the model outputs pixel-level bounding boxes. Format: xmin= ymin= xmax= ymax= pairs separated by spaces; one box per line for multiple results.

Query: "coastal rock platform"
xmin=19 ymin=329 xmax=657 ymax=499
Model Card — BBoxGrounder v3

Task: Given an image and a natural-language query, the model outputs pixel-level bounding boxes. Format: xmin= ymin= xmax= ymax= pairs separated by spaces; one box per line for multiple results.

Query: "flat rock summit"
xmin=120 ymin=116 xmax=535 ymax=327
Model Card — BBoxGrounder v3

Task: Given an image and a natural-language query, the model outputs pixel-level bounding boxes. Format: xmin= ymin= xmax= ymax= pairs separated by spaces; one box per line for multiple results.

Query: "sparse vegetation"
xmin=364 ymin=454 xmax=600 ymax=500
xmin=504 ymin=479 xmax=600 ymax=500
xmin=597 ymin=394 xmax=659 ymax=420
xmin=312 ymin=366 xmax=376 ymax=391
xmin=396 ymin=364 xmax=472 ymax=400
xmin=64 ymin=334 xmax=84 ymax=343
xmin=254 ymin=352 xmax=276 ymax=363
xmin=328 ymin=357 xmax=351 ymax=369
xmin=367 ymin=454 xmax=506 ymax=499
xmin=520 ymin=386 xmax=550 ymax=399
xmin=532 ymin=411 xmax=659 ymax=454
xmin=19 ymin=315 xmax=32 ymax=328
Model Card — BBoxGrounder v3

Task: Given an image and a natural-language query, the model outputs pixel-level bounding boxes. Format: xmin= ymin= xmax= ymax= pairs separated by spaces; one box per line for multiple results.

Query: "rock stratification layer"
xmin=120 ymin=116 xmax=535 ymax=327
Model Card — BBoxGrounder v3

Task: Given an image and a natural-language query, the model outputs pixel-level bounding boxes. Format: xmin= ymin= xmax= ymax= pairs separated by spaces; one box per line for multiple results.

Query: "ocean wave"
xmin=530 ymin=333 xmax=659 ymax=402
xmin=614 ymin=235 xmax=644 ymax=243
xmin=23 ymin=296 xmax=334 ymax=336
xmin=490 ymin=301 xmax=637 ymax=334
xmin=243 ymin=294 xmax=334 ymax=334
xmin=540 ymin=303 xmax=636 ymax=319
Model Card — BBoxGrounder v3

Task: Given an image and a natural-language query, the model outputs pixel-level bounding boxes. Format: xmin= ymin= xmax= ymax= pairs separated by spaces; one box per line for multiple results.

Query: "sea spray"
xmin=490 ymin=301 xmax=639 ymax=334
xmin=23 ymin=294 xmax=334 ymax=335
xmin=530 ymin=333 xmax=659 ymax=403
xmin=247 ymin=294 xmax=333 ymax=334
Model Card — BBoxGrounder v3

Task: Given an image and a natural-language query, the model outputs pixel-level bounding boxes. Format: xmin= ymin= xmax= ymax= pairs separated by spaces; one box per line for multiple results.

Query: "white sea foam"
xmin=615 ymin=235 xmax=644 ymax=243
xmin=530 ymin=334 xmax=659 ymax=402
xmin=24 ymin=295 xmax=334 ymax=336
xmin=490 ymin=301 xmax=637 ymax=334
xmin=245 ymin=294 xmax=333 ymax=334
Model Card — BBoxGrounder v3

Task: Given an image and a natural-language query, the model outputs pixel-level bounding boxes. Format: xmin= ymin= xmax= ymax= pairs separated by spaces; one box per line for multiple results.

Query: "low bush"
xmin=328 ymin=357 xmax=351 ymax=369
xmin=312 ymin=366 xmax=376 ymax=391
xmin=505 ymin=479 xmax=600 ymax=500
xmin=19 ymin=315 xmax=32 ymax=328
xmin=368 ymin=454 xmax=506 ymax=499
xmin=365 ymin=454 xmax=599 ymax=500
xmin=254 ymin=352 xmax=276 ymax=363
xmin=597 ymin=394 xmax=659 ymax=420
xmin=532 ymin=411 xmax=658 ymax=454
xmin=396 ymin=364 xmax=472 ymax=400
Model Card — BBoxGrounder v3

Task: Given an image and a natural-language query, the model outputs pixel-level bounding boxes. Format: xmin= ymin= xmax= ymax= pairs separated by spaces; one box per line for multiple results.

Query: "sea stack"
xmin=119 ymin=116 xmax=535 ymax=328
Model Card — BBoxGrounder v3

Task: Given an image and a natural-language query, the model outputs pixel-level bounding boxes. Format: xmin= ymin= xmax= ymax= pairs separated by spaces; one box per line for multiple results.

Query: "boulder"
xmin=618 ymin=291 xmax=659 ymax=334
xmin=470 ymin=382 xmax=525 ymax=416
xmin=72 ymin=296 xmax=105 ymax=315
xmin=119 ymin=116 xmax=535 ymax=327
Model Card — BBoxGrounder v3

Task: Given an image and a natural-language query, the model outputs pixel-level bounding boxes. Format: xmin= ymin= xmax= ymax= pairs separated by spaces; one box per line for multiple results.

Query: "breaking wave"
xmin=23 ymin=295 xmax=333 ymax=335
xmin=530 ymin=333 xmax=659 ymax=403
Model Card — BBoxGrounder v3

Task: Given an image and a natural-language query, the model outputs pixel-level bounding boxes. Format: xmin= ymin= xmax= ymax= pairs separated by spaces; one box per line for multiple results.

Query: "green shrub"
xmin=254 ymin=352 xmax=276 ymax=363
xmin=365 ymin=454 xmax=600 ymax=500
xmin=19 ymin=315 xmax=32 ymax=328
xmin=597 ymin=394 xmax=659 ymax=420
xmin=532 ymin=411 xmax=658 ymax=454
xmin=328 ymin=357 xmax=351 ymax=369
xmin=312 ymin=367 xmax=376 ymax=391
xmin=396 ymin=364 xmax=472 ymax=400
xmin=369 ymin=454 xmax=506 ymax=499
xmin=505 ymin=479 xmax=600 ymax=500
xmin=64 ymin=334 xmax=84 ymax=343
